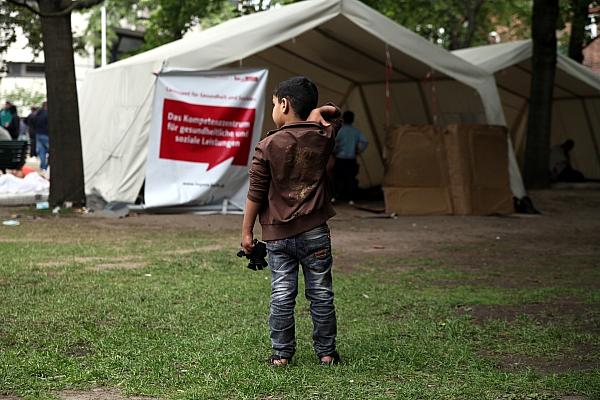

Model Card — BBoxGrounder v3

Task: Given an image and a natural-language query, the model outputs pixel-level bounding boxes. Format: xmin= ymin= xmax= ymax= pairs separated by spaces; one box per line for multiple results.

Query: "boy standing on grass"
xmin=241 ymin=76 xmax=342 ymax=367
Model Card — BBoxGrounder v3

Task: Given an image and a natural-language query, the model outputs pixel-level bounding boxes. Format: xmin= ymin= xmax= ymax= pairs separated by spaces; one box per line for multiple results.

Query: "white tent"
xmin=454 ymin=40 xmax=600 ymax=180
xmin=80 ymin=0 xmax=526 ymax=203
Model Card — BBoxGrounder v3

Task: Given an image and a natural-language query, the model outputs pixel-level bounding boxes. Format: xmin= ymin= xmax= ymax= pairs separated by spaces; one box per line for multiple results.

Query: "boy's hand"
xmin=241 ymin=199 xmax=260 ymax=254
xmin=241 ymin=232 xmax=254 ymax=255
xmin=307 ymin=105 xmax=339 ymax=127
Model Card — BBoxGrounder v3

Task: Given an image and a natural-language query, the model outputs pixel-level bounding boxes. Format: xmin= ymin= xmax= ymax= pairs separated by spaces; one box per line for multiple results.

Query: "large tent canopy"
xmin=80 ymin=0 xmax=524 ymax=203
xmin=454 ymin=39 xmax=600 ymax=180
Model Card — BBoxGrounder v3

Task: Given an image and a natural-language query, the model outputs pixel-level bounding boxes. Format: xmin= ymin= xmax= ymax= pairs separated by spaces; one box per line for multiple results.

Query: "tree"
xmin=0 ymin=3 xmax=43 ymax=56
xmin=360 ymin=0 xmax=533 ymax=50
xmin=6 ymin=0 xmax=104 ymax=206
xmin=81 ymin=0 xmax=292 ymax=58
xmin=141 ymin=0 xmax=234 ymax=50
xmin=82 ymin=0 xmax=151 ymax=65
xmin=523 ymin=0 xmax=560 ymax=189
xmin=567 ymin=0 xmax=592 ymax=62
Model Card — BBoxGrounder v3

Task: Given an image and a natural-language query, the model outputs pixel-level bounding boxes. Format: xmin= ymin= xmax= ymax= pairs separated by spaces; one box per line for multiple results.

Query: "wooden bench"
xmin=0 ymin=140 xmax=28 ymax=173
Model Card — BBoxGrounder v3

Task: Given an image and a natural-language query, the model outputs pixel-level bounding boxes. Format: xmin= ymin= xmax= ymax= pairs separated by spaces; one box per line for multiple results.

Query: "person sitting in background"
xmin=549 ymin=139 xmax=585 ymax=183
xmin=332 ymin=111 xmax=368 ymax=202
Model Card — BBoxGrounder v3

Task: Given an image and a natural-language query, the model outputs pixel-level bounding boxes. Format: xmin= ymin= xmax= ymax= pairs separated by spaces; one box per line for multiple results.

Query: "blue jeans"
xmin=266 ymin=224 xmax=337 ymax=359
xmin=36 ymin=134 xmax=49 ymax=170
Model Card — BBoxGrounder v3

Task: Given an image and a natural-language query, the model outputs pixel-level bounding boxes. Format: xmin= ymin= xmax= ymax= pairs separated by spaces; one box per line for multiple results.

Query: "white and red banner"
xmin=145 ymin=69 xmax=268 ymax=209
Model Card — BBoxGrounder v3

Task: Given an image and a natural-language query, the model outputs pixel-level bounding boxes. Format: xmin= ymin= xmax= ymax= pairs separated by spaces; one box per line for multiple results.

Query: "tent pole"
xmin=358 ymin=84 xmax=384 ymax=164
xmin=339 ymin=83 xmax=356 ymax=108
xmin=555 ymin=95 xmax=600 ymax=101
xmin=314 ymin=28 xmax=419 ymax=81
xmin=253 ymin=53 xmax=346 ymax=97
xmin=511 ymin=101 xmax=529 ymax=159
xmin=221 ymin=198 xmax=229 ymax=215
xmin=514 ymin=63 xmax=580 ymax=99
xmin=417 ymin=82 xmax=433 ymax=124
xmin=581 ymin=99 xmax=600 ymax=171
xmin=361 ymin=77 xmax=457 ymax=85
xmin=497 ymin=84 xmax=528 ymax=101
xmin=275 ymin=45 xmax=358 ymax=84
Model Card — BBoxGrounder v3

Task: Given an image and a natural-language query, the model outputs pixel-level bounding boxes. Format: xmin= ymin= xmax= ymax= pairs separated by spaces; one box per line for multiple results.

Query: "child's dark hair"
xmin=273 ymin=76 xmax=318 ymax=120
xmin=342 ymin=111 xmax=354 ymax=124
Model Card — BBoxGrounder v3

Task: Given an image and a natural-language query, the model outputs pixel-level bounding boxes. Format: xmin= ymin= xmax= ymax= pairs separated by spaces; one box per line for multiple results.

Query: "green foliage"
xmin=0 ymin=2 xmax=42 ymax=56
xmin=558 ymin=0 xmax=599 ymax=56
xmin=82 ymin=0 xmax=304 ymax=59
xmin=141 ymin=0 xmax=230 ymax=49
xmin=361 ymin=0 xmax=534 ymax=49
xmin=81 ymin=0 xmax=152 ymax=64
xmin=3 ymin=0 xmax=594 ymax=69
xmin=237 ymin=0 xmax=297 ymax=15
xmin=0 ymin=86 xmax=46 ymax=111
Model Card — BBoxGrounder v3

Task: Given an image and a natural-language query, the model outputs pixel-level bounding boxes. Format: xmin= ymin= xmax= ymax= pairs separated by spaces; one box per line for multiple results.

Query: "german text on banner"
xmin=145 ymin=69 xmax=268 ymax=208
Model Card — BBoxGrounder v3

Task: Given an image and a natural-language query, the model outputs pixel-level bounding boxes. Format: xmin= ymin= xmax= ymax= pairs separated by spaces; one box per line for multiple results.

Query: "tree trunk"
xmin=39 ymin=0 xmax=86 ymax=206
xmin=460 ymin=0 xmax=486 ymax=49
xmin=523 ymin=0 xmax=559 ymax=189
xmin=568 ymin=0 xmax=590 ymax=63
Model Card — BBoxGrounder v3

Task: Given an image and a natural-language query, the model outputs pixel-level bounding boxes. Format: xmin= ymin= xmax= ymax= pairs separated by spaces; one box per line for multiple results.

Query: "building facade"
xmin=0 ymin=14 xmax=95 ymax=115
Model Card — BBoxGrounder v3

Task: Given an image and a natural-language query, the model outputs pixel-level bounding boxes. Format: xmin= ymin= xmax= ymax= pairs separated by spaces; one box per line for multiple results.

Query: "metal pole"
xmin=101 ymin=6 xmax=107 ymax=67
xmin=358 ymin=85 xmax=384 ymax=164
xmin=581 ymin=99 xmax=600 ymax=172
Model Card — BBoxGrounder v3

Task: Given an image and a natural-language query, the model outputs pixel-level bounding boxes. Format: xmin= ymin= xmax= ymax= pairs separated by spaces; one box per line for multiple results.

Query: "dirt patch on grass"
xmin=58 ymin=388 xmax=160 ymax=400
xmin=462 ymin=301 xmax=600 ymax=374
xmin=481 ymin=347 xmax=599 ymax=374
xmin=37 ymin=257 xmax=105 ymax=267
xmin=65 ymin=341 xmax=93 ymax=358
xmin=457 ymin=301 xmax=600 ymax=329
xmin=163 ymin=244 xmax=225 ymax=255
xmin=35 ymin=247 xmax=223 ymax=269
xmin=90 ymin=262 xmax=147 ymax=271
xmin=37 ymin=256 xmax=147 ymax=270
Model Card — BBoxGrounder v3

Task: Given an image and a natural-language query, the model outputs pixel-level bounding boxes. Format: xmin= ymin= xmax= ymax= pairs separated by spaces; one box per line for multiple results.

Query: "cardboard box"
xmin=383 ymin=125 xmax=452 ymax=215
xmin=383 ymin=124 xmax=513 ymax=215
xmin=445 ymin=124 xmax=513 ymax=215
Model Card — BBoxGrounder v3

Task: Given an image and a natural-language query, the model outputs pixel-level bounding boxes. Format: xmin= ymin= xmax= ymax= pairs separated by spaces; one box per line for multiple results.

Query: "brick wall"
xmin=583 ymin=37 xmax=600 ymax=74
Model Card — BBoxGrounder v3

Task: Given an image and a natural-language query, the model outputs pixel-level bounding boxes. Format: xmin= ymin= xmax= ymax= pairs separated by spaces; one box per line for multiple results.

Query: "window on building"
xmin=6 ymin=62 xmax=45 ymax=77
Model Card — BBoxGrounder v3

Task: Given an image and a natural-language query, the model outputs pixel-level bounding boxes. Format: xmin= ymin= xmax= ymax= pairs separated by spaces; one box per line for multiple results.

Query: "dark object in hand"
xmin=237 ymin=239 xmax=268 ymax=271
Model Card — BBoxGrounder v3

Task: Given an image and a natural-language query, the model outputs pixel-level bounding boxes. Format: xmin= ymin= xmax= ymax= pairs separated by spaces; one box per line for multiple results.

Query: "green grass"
xmin=0 ymin=224 xmax=598 ymax=399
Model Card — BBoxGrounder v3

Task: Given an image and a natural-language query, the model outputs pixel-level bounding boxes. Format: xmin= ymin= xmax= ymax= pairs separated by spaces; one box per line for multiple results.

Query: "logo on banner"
xmin=159 ymin=99 xmax=256 ymax=170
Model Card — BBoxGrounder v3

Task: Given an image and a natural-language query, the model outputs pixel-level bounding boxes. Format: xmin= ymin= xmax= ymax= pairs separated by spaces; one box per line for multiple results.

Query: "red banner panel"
xmin=159 ymin=99 xmax=256 ymax=170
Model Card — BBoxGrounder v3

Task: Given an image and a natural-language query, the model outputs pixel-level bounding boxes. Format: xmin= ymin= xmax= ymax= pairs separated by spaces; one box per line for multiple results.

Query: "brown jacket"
xmin=248 ymin=116 xmax=342 ymax=241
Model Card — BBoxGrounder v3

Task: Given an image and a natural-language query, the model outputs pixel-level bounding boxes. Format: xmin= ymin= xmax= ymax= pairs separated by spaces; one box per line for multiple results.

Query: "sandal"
xmin=267 ymin=354 xmax=291 ymax=367
xmin=319 ymin=351 xmax=341 ymax=366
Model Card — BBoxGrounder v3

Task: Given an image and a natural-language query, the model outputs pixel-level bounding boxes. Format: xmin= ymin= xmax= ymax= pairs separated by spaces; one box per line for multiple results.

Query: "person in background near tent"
xmin=241 ymin=76 xmax=343 ymax=367
xmin=18 ymin=114 xmax=28 ymax=140
xmin=333 ymin=111 xmax=368 ymax=203
xmin=25 ymin=106 xmax=39 ymax=157
xmin=549 ymin=139 xmax=585 ymax=183
xmin=34 ymin=101 xmax=49 ymax=171
xmin=0 ymin=101 xmax=14 ymax=136
xmin=4 ymin=103 xmax=20 ymax=140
